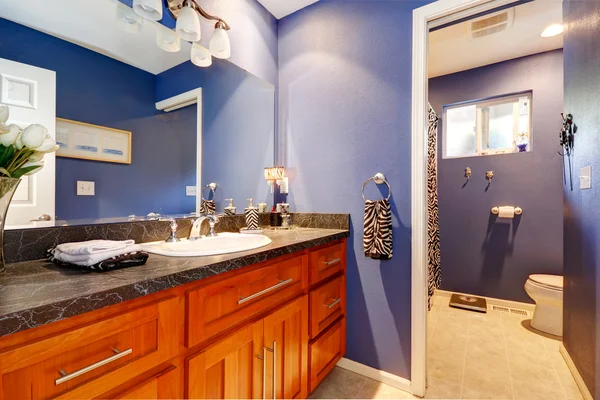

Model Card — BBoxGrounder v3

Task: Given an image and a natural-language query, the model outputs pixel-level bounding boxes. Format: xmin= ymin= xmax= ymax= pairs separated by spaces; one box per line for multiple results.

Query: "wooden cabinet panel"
xmin=186 ymin=320 xmax=264 ymax=399
xmin=263 ymin=296 xmax=309 ymax=400
xmin=187 ymin=254 xmax=307 ymax=348
xmin=309 ymin=242 xmax=345 ymax=285
xmin=309 ymin=275 xmax=345 ymax=339
xmin=0 ymin=297 xmax=178 ymax=400
xmin=112 ymin=365 xmax=179 ymax=399
xmin=309 ymin=318 xmax=346 ymax=392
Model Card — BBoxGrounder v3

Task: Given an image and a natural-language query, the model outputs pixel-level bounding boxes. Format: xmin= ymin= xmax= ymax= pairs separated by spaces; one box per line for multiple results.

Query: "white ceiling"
xmin=256 ymin=0 xmax=319 ymax=19
xmin=0 ymin=0 xmax=191 ymax=75
xmin=428 ymin=0 xmax=563 ymax=78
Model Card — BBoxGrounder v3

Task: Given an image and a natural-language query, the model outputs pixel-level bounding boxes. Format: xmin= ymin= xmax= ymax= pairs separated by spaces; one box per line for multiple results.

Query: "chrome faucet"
xmin=188 ymin=214 xmax=220 ymax=240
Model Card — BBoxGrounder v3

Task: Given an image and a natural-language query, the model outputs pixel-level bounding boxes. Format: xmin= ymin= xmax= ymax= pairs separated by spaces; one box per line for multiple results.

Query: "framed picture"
xmin=55 ymin=118 xmax=132 ymax=164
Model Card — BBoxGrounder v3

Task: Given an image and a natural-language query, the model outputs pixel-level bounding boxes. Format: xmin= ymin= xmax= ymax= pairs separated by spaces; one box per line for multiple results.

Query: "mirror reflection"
xmin=0 ymin=0 xmax=274 ymax=229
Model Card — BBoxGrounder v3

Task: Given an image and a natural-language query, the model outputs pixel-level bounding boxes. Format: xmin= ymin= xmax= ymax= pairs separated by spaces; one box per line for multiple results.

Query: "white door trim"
xmin=156 ymin=88 xmax=202 ymax=214
xmin=410 ymin=0 xmax=524 ymax=396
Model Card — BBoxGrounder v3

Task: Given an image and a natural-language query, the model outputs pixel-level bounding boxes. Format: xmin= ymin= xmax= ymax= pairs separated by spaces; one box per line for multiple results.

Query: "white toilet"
xmin=524 ymin=274 xmax=563 ymax=336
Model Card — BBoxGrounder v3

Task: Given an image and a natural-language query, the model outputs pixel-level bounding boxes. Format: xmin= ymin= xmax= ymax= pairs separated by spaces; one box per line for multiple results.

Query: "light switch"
xmin=186 ymin=186 xmax=197 ymax=196
xmin=580 ymin=166 xmax=592 ymax=190
xmin=77 ymin=181 xmax=95 ymax=196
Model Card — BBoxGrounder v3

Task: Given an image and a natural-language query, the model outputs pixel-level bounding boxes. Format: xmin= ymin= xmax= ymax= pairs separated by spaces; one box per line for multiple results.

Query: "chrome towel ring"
xmin=362 ymin=173 xmax=391 ymax=201
xmin=201 ymin=182 xmax=217 ymax=201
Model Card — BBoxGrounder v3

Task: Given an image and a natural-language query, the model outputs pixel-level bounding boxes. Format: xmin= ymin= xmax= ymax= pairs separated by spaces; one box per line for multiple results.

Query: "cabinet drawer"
xmin=187 ymin=254 xmax=307 ymax=348
xmin=309 ymin=275 xmax=345 ymax=338
xmin=112 ymin=365 xmax=179 ymax=399
xmin=0 ymin=297 xmax=178 ymax=400
xmin=309 ymin=318 xmax=346 ymax=392
xmin=309 ymin=242 xmax=345 ymax=285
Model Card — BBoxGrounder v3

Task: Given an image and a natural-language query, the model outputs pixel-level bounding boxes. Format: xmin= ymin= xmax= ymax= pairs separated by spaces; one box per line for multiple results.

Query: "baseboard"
xmin=336 ymin=357 xmax=412 ymax=394
xmin=435 ymin=289 xmax=535 ymax=312
xmin=559 ymin=344 xmax=594 ymax=400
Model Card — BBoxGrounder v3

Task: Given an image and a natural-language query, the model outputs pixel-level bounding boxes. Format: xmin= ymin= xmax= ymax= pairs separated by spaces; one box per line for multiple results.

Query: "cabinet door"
xmin=109 ymin=364 xmax=179 ymax=399
xmin=263 ymin=296 xmax=309 ymax=400
xmin=187 ymin=320 xmax=264 ymax=399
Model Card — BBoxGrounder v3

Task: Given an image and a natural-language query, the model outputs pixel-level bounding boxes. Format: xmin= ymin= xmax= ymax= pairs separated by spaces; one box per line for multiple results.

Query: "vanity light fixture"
xmin=157 ymin=26 xmax=181 ymax=52
xmin=541 ymin=24 xmax=563 ymax=37
xmin=164 ymin=0 xmax=232 ymax=61
xmin=209 ymin=21 xmax=231 ymax=59
xmin=133 ymin=0 xmax=163 ymax=21
xmin=175 ymin=1 xmax=202 ymax=42
xmin=116 ymin=5 xmax=144 ymax=34
xmin=264 ymin=167 xmax=288 ymax=194
xmin=191 ymin=43 xmax=212 ymax=67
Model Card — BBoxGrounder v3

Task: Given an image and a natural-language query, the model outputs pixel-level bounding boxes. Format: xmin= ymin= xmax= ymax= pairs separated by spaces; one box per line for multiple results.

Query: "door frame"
xmin=410 ymin=0 xmax=525 ymax=396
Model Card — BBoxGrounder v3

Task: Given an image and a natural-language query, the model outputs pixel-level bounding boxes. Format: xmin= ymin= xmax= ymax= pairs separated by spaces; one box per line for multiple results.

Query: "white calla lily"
xmin=35 ymin=136 xmax=58 ymax=152
xmin=0 ymin=125 xmax=21 ymax=147
xmin=0 ymin=123 xmax=9 ymax=134
xmin=21 ymin=124 xmax=48 ymax=149
xmin=28 ymin=151 xmax=45 ymax=162
xmin=21 ymin=160 xmax=44 ymax=175
xmin=0 ymin=105 xmax=8 ymax=124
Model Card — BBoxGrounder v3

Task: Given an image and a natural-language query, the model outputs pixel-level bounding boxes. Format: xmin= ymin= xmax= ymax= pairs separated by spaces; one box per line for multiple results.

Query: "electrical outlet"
xmin=580 ymin=166 xmax=592 ymax=190
xmin=186 ymin=186 xmax=197 ymax=196
xmin=77 ymin=181 xmax=95 ymax=196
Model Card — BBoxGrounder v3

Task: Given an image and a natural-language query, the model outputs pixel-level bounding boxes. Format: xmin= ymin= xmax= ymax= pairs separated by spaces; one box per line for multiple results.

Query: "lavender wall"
xmin=118 ymin=0 xmax=278 ymax=85
xmin=429 ymin=50 xmax=564 ymax=303
xmin=279 ymin=0 xmax=431 ymax=379
xmin=562 ymin=0 xmax=600 ymax=396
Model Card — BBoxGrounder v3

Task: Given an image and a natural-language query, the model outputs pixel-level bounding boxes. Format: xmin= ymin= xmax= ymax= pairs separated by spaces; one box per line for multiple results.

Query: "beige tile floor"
xmin=310 ymin=294 xmax=583 ymax=400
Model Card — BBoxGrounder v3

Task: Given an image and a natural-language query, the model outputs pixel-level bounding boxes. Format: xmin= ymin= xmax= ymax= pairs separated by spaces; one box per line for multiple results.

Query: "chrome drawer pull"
xmin=325 ymin=298 xmax=341 ymax=309
xmin=259 ymin=347 xmax=267 ymax=399
xmin=323 ymin=258 xmax=341 ymax=267
xmin=55 ymin=347 xmax=132 ymax=385
xmin=238 ymin=279 xmax=293 ymax=305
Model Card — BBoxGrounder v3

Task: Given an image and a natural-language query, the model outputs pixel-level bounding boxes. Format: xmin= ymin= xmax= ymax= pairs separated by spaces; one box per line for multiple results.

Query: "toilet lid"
xmin=529 ymin=274 xmax=563 ymax=290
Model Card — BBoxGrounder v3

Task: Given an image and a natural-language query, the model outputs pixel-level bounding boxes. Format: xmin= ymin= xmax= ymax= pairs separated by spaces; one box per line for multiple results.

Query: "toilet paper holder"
xmin=491 ymin=206 xmax=523 ymax=215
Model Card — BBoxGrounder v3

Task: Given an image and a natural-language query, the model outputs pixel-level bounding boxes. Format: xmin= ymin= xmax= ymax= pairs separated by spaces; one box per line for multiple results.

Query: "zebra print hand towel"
xmin=200 ymin=199 xmax=216 ymax=215
xmin=364 ymin=199 xmax=393 ymax=259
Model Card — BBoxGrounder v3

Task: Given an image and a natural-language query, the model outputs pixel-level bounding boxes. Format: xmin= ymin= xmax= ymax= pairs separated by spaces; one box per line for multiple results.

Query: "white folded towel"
xmin=51 ymin=244 xmax=142 ymax=267
xmin=56 ymin=240 xmax=135 ymax=256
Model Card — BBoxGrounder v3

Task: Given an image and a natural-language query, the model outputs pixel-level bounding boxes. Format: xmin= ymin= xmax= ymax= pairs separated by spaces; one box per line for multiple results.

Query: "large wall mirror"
xmin=0 ymin=0 xmax=275 ymax=229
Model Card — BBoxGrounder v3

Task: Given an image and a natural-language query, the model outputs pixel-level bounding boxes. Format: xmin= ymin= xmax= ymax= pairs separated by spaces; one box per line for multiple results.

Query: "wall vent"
xmin=489 ymin=304 xmax=530 ymax=317
xmin=468 ymin=9 xmax=515 ymax=39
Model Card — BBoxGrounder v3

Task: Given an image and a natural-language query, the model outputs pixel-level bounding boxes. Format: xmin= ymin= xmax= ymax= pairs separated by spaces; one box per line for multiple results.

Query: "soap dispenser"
xmin=244 ymin=198 xmax=259 ymax=230
xmin=224 ymin=198 xmax=237 ymax=215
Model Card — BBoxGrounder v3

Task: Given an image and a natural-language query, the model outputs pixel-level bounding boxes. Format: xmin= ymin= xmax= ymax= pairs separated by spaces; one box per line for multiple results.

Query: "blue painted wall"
xmin=0 ymin=17 xmax=196 ymax=220
xmin=156 ymin=60 xmax=275 ymax=211
xmin=279 ymin=0 xmax=431 ymax=379
xmin=563 ymin=0 xmax=600 ymax=396
xmin=429 ymin=50 xmax=564 ymax=303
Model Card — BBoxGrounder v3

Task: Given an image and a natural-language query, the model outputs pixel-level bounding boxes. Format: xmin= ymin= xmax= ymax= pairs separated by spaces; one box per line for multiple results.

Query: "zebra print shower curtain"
xmin=427 ymin=105 xmax=441 ymax=311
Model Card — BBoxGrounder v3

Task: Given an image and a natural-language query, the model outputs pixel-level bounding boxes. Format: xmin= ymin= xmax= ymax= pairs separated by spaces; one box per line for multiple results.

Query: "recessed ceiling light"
xmin=541 ymin=24 xmax=563 ymax=37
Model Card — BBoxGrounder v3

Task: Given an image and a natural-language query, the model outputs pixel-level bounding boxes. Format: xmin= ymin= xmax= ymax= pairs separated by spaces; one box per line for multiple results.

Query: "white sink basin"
xmin=140 ymin=232 xmax=272 ymax=257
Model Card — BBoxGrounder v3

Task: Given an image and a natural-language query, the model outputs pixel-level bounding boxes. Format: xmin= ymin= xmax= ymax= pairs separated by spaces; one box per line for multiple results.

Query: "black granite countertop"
xmin=0 ymin=228 xmax=349 ymax=337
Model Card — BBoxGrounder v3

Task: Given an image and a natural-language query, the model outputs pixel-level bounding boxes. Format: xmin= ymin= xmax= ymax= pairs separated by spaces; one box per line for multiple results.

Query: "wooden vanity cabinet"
xmin=0 ymin=238 xmax=346 ymax=400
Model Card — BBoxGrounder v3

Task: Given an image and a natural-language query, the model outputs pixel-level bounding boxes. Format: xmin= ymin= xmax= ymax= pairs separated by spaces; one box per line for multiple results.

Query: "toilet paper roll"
xmin=498 ymin=206 xmax=515 ymax=219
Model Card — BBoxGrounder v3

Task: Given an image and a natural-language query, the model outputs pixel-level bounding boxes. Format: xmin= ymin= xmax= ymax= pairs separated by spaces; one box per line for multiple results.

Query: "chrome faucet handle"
xmin=165 ymin=218 xmax=180 ymax=243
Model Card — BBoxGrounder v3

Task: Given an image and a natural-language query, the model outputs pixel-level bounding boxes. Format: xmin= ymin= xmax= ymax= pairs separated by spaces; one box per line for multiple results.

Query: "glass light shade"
xmin=116 ymin=6 xmax=143 ymax=34
xmin=209 ymin=26 xmax=231 ymax=59
xmin=191 ymin=44 xmax=212 ymax=67
xmin=176 ymin=5 xmax=201 ymax=42
xmin=264 ymin=167 xmax=285 ymax=181
xmin=133 ymin=0 xmax=163 ymax=21
xmin=157 ymin=28 xmax=181 ymax=52
xmin=541 ymin=24 xmax=563 ymax=37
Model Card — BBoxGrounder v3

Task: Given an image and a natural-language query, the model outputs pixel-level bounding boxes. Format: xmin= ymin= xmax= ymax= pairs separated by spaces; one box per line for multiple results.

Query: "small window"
xmin=443 ymin=92 xmax=532 ymax=158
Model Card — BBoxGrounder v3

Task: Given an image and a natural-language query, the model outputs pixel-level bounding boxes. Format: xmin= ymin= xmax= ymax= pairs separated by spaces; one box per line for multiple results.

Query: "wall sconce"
xmin=264 ymin=166 xmax=288 ymax=194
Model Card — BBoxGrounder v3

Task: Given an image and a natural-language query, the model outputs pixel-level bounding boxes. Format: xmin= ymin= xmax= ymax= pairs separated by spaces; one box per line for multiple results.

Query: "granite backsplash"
xmin=4 ymin=213 xmax=350 ymax=263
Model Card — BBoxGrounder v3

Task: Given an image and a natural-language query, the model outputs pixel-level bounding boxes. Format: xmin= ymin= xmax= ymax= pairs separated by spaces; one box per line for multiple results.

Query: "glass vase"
xmin=0 ymin=178 xmax=20 ymax=273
